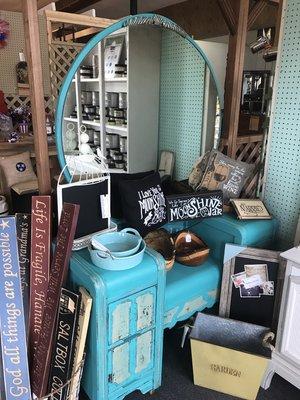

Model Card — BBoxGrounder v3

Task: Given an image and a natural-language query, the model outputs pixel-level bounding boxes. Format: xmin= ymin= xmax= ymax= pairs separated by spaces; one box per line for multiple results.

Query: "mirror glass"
xmin=57 ymin=16 xmax=221 ymax=181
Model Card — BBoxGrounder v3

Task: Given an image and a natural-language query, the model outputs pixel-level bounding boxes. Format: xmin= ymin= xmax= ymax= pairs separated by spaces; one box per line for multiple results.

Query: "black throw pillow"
xmin=110 ymin=170 xmax=154 ymax=218
xmin=119 ymin=172 xmax=167 ymax=236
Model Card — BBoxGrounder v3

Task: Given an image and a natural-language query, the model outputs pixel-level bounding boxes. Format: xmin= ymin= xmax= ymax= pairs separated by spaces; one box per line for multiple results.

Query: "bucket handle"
xmin=120 ymin=228 xmax=141 ymax=237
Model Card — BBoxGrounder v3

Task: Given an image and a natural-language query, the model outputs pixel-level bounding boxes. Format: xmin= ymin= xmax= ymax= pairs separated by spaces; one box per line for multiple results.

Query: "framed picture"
xmin=231 ymin=199 xmax=272 ymax=220
xmin=219 ymin=244 xmax=286 ymax=330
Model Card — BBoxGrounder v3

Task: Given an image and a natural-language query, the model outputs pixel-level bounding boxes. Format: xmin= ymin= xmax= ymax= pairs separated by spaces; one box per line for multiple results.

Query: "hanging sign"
xmin=166 ymin=190 xmax=223 ymax=222
xmin=0 ymin=217 xmax=31 ymax=400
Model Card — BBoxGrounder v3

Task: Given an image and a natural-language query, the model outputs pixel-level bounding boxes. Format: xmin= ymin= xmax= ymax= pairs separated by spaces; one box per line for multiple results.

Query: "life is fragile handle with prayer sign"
xmin=0 ymin=217 xmax=31 ymax=400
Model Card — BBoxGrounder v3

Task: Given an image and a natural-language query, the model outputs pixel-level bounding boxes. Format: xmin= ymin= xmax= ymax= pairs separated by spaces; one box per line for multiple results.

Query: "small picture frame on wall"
xmin=219 ymin=244 xmax=286 ymax=330
xmin=231 ymin=199 xmax=272 ymax=220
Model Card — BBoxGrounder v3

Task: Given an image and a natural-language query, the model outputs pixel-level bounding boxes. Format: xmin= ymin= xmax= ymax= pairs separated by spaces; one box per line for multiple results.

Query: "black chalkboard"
xmin=166 ymin=190 xmax=223 ymax=222
xmin=61 ymin=179 xmax=108 ymax=239
xmin=229 ymin=256 xmax=279 ymax=328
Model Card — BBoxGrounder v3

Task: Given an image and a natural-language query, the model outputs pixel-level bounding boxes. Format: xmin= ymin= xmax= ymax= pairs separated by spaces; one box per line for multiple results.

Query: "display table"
xmin=68 ymin=214 xmax=278 ymax=400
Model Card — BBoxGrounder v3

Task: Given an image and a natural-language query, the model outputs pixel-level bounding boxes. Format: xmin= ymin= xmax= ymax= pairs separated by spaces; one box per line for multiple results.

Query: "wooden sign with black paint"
xmin=29 ymin=196 xmax=52 ymax=360
xmin=166 ymin=190 xmax=223 ymax=222
xmin=31 ymin=202 xmax=80 ymax=398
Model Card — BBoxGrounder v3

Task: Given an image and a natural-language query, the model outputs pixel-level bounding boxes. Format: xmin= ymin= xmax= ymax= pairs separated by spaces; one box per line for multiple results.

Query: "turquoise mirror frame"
xmin=55 ymin=13 xmax=223 ymax=182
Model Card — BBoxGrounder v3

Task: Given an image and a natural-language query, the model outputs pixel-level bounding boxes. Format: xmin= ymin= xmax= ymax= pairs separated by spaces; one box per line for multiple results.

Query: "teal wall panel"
xmin=264 ymin=0 xmax=300 ymax=249
xmin=159 ymin=30 xmax=205 ymax=181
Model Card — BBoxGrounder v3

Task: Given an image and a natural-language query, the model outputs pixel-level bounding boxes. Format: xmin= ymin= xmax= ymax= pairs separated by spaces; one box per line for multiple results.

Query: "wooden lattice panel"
xmin=49 ymin=41 xmax=84 ymax=101
xmin=219 ymin=135 xmax=264 ymax=198
xmin=4 ymin=94 xmax=54 ymax=114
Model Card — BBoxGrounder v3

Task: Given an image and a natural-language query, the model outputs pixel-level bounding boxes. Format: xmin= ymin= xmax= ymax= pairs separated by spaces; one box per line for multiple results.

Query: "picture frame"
xmin=219 ymin=244 xmax=286 ymax=331
xmin=231 ymin=198 xmax=272 ymax=220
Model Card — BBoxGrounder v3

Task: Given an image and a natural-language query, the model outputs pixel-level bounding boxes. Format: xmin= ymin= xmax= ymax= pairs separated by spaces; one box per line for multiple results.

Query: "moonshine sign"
xmin=166 ymin=191 xmax=223 ymax=222
xmin=0 ymin=217 xmax=31 ymax=400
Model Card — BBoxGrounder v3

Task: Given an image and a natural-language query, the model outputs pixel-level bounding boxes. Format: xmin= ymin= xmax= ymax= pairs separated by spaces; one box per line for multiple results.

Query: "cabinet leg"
xmin=150 ymin=390 xmax=155 ymax=395
xmin=261 ymin=365 xmax=275 ymax=390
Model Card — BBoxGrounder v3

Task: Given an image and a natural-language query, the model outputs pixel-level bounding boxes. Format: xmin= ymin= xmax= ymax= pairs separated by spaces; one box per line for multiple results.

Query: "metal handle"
xmin=120 ymin=228 xmax=141 ymax=237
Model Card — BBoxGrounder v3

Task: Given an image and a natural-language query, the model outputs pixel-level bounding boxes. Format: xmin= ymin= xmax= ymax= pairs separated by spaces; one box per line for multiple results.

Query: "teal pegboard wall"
xmin=159 ymin=30 xmax=205 ymax=181
xmin=263 ymin=0 xmax=300 ymax=249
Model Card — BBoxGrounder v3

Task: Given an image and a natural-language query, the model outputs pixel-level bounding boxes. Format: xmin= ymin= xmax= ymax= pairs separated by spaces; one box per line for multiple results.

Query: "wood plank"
xmin=248 ymin=0 xmax=268 ymax=30
xmin=64 ymin=26 xmax=101 ymax=41
xmin=45 ymin=10 xmax=117 ymax=29
xmin=156 ymin=0 xmax=277 ymax=40
xmin=23 ymin=0 xmax=51 ymax=195
xmin=56 ymin=0 xmax=99 ymax=13
xmin=223 ymin=0 xmax=250 ymax=158
xmin=0 ymin=0 xmax=56 ymax=12
xmin=217 ymin=0 xmax=237 ymax=35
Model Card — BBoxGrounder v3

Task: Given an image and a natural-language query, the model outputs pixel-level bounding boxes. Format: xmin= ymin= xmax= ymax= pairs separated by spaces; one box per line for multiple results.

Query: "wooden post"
xmin=222 ymin=0 xmax=250 ymax=158
xmin=22 ymin=0 xmax=51 ymax=195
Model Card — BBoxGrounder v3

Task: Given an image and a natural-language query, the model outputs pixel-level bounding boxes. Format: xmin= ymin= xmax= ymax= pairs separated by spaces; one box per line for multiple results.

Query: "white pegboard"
xmin=263 ymin=0 xmax=300 ymax=249
xmin=159 ymin=30 xmax=205 ymax=181
xmin=0 ymin=11 xmax=50 ymax=95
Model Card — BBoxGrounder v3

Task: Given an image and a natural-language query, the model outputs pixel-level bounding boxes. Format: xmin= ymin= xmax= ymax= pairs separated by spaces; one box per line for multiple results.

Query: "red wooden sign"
xmin=30 ymin=202 xmax=80 ymax=397
xmin=29 ymin=196 xmax=51 ymax=360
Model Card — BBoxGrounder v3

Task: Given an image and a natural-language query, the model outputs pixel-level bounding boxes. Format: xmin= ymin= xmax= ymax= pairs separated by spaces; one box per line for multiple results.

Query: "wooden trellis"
xmin=219 ymin=134 xmax=264 ymax=198
xmin=48 ymin=41 xmax=83 ymax=100
xmin=4 ymin=94 xmax=54 ymax=114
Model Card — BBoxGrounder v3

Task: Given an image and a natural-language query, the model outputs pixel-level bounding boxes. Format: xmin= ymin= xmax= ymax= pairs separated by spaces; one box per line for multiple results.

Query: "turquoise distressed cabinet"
xmin=68 ymin=248 xmax=165 ymax=400
xmin=69 ymin=215 xmax=277 ymax=400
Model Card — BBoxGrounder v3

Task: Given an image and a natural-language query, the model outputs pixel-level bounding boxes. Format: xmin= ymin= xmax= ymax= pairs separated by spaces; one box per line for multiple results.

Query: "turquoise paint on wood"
xmin=263 ymin=0 xmax=300 ymax=249
xmin=159 ymin=30 xmax=206 ymax=181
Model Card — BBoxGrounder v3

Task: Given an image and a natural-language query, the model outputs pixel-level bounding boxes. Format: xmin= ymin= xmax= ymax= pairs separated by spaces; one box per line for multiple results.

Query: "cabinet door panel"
xmin=109 ymin=300 xmax=131 ymax=344
xmin=110 ymin=342 xmax=131 ymax=385
xmin=281 ymin=276 xmax=300 ymax=366
xmin=135 ymin=330 xmax=153 ymax=374
xmin=135 ymin=288 xmax=156 ymax=331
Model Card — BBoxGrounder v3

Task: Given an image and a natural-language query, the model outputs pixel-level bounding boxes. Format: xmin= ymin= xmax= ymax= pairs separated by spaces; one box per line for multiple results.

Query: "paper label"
xmin=100 ymin=194 xmax=110 ymax=219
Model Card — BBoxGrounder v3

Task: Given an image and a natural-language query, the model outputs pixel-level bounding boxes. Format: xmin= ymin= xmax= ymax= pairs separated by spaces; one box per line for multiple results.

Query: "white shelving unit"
xmin=63 ymin=26 xmax=161 ymax=174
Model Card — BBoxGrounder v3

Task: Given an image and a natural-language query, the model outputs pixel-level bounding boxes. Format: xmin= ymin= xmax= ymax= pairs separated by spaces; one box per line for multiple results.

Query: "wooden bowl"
xmin=174 ymin=231 xmax=210 ymax=266
xmin=144 ymin=229 xmax=175 ymax=271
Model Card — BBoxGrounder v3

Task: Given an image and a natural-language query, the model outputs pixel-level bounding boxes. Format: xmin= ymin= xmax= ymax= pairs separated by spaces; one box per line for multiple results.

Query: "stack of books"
xmin=0 ymin=197 xmax=92 ymax=400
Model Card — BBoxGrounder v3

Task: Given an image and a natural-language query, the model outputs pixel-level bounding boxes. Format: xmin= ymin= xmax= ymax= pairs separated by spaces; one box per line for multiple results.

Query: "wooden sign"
xmin=31 ymin=203 xmax=80 ymax=397
xmin=231 ymin=199 xmax=272 ymax=220
xmin=29 ymin=196 xmax=52 ymax=360
xmin=166 ymin=191 xmax=223 ymax=223
xmin=0 ymin=217 xmax=31 ymax=400
xmin=16 ymin=213 xmax=31 ymax=337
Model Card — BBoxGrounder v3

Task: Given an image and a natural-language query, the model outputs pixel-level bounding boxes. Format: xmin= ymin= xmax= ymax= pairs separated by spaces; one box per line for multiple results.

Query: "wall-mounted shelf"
xmin=105 ymin=124 xmax=127 ymax=134
xmin=105 ymin=77 xmax=127 ymax=83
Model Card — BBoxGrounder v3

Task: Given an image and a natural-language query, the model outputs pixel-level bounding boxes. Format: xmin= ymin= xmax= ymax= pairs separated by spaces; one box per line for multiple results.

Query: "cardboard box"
xmin=190 ymin=313 xmax=271 ymax=400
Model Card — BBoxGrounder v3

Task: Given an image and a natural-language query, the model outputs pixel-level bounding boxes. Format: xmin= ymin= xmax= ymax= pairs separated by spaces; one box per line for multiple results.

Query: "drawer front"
xmin=108 ymin=329 xmax=154 ymax=392
xmin=108 ymin=287 xmax=156 ymax=345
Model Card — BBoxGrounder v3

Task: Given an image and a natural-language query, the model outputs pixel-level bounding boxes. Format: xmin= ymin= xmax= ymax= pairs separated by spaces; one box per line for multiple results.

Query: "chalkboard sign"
xmin=219 ymin=245 xmax=285 ymax=330
xmin=166 ymin=190 xmax=223 ymax=222
xmin=57 ymin=178 xmax=109 ymax=240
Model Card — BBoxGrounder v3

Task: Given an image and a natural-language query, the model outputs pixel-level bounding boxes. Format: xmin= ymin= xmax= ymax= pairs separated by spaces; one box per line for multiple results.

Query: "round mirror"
xmin=55 ymin=13 xmax=223 ymax=181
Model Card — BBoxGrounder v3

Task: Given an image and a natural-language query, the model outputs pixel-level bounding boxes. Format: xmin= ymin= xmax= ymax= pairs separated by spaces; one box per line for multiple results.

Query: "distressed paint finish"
xmin=164 ymin=307 xmax=179 ymax=325
xmin=178 ymin=296 xmax=207 ymax=317
xmin=135 ymin=331 xmax=153 ymax=373
xmin=110 ymin=301 xmax=131 ymax=343
xmin=136 ymin=292 xmax=154 ymax=331
xmin=111 ymin=343 xmax=130 ymax=384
